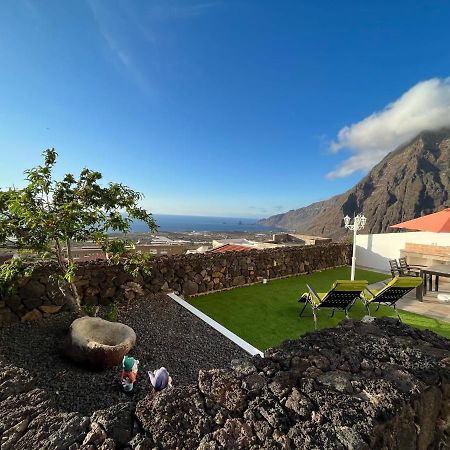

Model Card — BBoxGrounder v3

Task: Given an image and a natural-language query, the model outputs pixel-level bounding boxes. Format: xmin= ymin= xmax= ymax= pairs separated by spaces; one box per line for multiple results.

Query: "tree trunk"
xmin=69 ymin=280 xmax=83 ymax=315
xmin=57 ymin=279 xmax=82 ymax=315
xmin=55 ymin=240 xmax=83 ymax=315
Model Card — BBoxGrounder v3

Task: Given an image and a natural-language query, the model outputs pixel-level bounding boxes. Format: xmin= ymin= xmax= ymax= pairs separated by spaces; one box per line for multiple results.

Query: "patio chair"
xmin=398 ymin=257 xmax=425 ymax=277
xmin=389 ymin=259 xmax=401 ymax=277
xmin=389 ymin=258 xmax=423 ymax=277
xmin=298 ymin=280 xmax=368 ymax=330
xmin=361 ymin=276 xmax=423 ymax=321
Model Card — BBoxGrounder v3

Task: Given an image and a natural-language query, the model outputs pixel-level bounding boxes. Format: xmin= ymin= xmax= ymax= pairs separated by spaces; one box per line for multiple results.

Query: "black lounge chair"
xmin=298 ymin=280 xmax=368 ymax=330
xmin=361 ymin=276 xmax=423 ymax=321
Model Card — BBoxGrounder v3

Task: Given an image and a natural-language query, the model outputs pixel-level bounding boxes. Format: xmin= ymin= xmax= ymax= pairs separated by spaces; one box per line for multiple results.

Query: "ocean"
xmin=131 ymin=214 xmax=275 ymax=233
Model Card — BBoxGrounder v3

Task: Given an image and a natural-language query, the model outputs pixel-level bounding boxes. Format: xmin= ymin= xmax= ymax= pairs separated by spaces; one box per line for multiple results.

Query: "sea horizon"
xmin=131 ymin=213 xmax=277 ymax=233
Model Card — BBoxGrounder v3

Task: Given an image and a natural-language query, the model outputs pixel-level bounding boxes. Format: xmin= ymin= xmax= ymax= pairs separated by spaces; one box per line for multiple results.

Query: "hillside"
xmin=259 ymin=128 xmax=450 ymax=239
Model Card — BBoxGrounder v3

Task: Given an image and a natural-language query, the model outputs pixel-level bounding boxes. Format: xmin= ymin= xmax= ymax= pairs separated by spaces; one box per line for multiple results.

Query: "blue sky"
xmin=1 ymin=1 xmax=450 ymax=218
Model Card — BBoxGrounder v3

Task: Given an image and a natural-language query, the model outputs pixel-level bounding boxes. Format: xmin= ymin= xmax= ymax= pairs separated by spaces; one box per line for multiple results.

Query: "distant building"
xmin=211 ymin=238 xmax=255 ymax=248
xmin=68 ymin=246 xmax=107 ymax=262
xmin=269 ymin=233 xmax=332 ymax=246
xmin=211 ymin=238 xmax=278 ymax=250
xmin=210 ymin=244 xmax=255 ymax=253
xmin=62 ymin=233 xmax=332 ymax=260
xmin=186 ymin=245 xmax=211 ymax=254
xmin=67 ymin=237 xmax=201 ymax=261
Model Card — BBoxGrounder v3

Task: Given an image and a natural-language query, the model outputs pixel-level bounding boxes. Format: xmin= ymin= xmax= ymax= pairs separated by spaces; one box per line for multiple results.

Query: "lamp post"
xmin=344 ymin=214 xmax=367 ymax=280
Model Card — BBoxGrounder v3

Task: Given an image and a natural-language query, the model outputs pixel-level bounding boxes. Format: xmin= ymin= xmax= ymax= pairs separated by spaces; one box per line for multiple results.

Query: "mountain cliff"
xmin=259 ymin=128 xmax=450 ymax=239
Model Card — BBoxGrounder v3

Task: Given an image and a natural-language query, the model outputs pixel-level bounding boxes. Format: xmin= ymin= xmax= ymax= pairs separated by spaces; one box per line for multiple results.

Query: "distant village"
xmin=63 ymin=232 xmax=331 ymax=262
xmin=0 ymin=231 xmax=332 ymax=264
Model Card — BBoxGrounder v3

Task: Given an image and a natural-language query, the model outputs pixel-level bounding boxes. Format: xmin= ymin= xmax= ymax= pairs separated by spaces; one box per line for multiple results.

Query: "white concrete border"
xmin=167 ymin=292 xmax=264 ymax=357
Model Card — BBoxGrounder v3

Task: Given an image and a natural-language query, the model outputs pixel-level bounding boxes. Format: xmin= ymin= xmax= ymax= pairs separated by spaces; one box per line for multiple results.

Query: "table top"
xmin=421 ymin=264 xmax=450 ymax=275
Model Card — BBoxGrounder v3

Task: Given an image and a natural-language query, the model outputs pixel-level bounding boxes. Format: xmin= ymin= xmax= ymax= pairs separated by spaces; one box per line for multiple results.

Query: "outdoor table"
xmin=418 ymin=264 xmax=450 ymax=300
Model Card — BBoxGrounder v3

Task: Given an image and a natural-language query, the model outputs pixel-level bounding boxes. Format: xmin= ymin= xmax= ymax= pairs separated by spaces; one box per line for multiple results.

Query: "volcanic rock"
xmin=91 ymin=403 xmax=134 ymax=447
xmin=136 ymin=318 xmax=450 ymax=449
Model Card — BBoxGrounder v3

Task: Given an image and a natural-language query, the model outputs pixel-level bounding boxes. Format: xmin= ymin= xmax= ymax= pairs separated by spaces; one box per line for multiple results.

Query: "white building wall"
xmin=355 ymin=232 xmax=450 ymax=272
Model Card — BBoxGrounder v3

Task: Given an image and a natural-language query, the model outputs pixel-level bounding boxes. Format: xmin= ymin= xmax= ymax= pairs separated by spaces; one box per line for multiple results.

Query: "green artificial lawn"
xmin=189 ymin=266 xmax=450 ymax=351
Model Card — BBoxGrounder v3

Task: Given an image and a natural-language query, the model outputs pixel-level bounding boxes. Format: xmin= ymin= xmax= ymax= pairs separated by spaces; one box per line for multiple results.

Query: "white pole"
xmin=351 ymin=223 xmax=357 ymax=280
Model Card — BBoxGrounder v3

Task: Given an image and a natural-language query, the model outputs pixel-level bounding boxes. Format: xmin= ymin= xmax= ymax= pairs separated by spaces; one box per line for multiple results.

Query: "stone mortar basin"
xmin=64 ymin=316 xmax=136 ymax=370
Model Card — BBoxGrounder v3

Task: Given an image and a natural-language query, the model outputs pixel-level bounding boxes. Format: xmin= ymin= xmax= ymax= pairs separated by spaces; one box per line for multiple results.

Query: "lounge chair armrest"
xmin=306 ymin=284 xmax=321 ymax=303
xmin=364 ymin=287 xmax=376 ymax=298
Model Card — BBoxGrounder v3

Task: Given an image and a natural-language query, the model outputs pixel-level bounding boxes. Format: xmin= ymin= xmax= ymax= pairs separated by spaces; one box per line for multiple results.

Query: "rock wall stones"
xmin=0 ymin=243 xmax=352 ymax=323
xmin=135 ymin=318 xmax=450 ymax=449
xmin=0 ymin=361 xmax=131 ymax=450
xmin=146 ymin=242 xmax=351 ymax=295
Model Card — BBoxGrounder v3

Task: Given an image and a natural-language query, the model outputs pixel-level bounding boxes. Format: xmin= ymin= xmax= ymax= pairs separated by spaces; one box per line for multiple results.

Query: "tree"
xmin=0 ymin=149 xmax=157 ymax=314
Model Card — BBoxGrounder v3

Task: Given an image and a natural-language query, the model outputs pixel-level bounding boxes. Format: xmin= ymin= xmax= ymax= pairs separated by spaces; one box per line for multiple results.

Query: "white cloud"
xmin=327 ymin=77 xmax=450 ymax=179
xmin=87 ymin=0 xmax=221 ymax=95
xmin=87 ymin=0 xmax=155 ymax=95
xmin=145 ymin=1 xmax=222 ymax=20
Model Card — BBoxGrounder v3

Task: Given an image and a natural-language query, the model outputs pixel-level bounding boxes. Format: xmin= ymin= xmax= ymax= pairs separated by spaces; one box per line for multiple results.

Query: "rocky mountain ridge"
xmin=259 ymin=128 xmax=450 ymax=239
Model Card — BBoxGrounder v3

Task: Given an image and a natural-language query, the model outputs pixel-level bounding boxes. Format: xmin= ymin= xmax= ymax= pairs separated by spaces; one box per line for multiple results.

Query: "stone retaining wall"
xmin=0 ymin=243 xmax=351 ymax=323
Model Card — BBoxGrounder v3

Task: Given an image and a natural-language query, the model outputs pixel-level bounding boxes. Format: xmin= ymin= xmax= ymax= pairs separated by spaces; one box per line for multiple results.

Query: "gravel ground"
xmin=0 ymin=295 xmax=247 ymax=416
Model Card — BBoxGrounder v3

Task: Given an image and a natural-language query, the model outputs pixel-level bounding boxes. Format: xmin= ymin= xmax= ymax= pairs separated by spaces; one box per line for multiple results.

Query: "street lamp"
xmin=344 ymin=214 xmax=367 ymax=280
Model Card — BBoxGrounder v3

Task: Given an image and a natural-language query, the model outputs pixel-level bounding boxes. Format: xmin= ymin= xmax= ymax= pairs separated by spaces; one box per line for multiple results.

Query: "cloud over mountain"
xmin=328 ymin=77 xmax=450 ymax=178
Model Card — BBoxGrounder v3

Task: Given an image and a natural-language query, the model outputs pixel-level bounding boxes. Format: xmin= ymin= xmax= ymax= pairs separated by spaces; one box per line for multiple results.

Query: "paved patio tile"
xmin=397 ymin=291 xmax=450 ymax=323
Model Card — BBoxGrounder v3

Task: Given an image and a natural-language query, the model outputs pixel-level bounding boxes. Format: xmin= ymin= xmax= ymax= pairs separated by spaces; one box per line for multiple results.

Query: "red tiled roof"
xmin=211 ymin=244 xmax=253 ymax=253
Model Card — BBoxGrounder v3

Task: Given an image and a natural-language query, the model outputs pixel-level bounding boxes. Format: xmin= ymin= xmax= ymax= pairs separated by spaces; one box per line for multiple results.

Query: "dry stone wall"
xmin=0 ymin=243 xmax=351 ymax=323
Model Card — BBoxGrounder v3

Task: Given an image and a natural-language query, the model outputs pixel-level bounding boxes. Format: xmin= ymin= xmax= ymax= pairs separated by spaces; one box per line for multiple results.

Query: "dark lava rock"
xmin=182 ymin=280 xmax=199 ymax=296
xmin=136 ymin=386 xmax=214 ymax=449
xmin=316 ymin=370 xmax=354 ymax=394
xmin=3 ymin=309 xmax=450 ymax=449
xmin=19 ymin=280 xmax=46 ymax=299
xmin=135 ymin=318 xmax=450 ymax=449
xmin=0 ymin=294 xmax=248 ymax=449
xmin=0 ymin=294 xmax=247 ymax=416
xmin=91 ymin=403 xmax=135 ymax=447
xmin=198 ymin=368 xmax=247 ymax=412
xmin=13 ymin=410 xmax=90 ymax=450
xmin=0 ymin=357 xmax=92 ymax=450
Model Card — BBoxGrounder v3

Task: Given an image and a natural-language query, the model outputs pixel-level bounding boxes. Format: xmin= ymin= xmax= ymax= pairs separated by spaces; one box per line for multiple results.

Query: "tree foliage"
xmin=0 ymin=149 xmax=157 ymax=313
